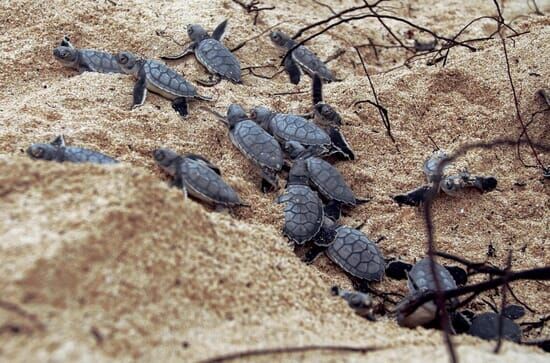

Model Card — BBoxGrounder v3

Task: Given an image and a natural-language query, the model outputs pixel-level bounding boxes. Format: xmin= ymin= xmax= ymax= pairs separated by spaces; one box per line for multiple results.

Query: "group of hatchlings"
xmin=27 ymin=19 xmax=529 ymax=344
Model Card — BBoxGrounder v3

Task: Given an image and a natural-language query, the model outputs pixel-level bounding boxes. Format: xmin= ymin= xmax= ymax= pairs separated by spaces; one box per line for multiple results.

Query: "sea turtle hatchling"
xmin=27 ymin=135 xmax=118 ymax=164
xmin=162 ymin=20 xmax=241 ymax=86
xmin=303 ymin=223 xmax=386 ymax=286
xmin=116 ymin=51 xmax=212 ymax=118
xmin=275 ymin=149 xmax=336 ymax=246
xmin=396 ymin=257 xmax=458 ymax=328
xmin=153 ymin=148 xmax=246 ymax=208
xmin=206 ymin=104 xmax=283 ymax=192
xmin=53 ymin=36 xmax=124 ymax=74
xmin=309 ymin=73 xmax=355 ymax=160
xmin=284 ymin=141 xmax=366 ymax=220
xmin=250 ymin=106 xmax=331 ymax=154
xmin=269 ymin=30 xmax=335 ymax=85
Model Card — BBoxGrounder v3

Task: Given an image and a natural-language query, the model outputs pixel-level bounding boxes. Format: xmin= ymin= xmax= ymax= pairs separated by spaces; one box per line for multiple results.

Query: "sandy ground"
xmin=0 ymin=0 xmax=549 ymax=362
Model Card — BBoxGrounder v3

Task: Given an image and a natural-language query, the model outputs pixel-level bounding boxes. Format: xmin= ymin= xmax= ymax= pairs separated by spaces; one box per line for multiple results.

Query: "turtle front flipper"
xmin=50 ymin=135 xmax=66 ymax=147
xmin=212 ymin=19 xmax=228 ymax=41
xmin=324 ymin=200 xmax=342 ymax=220
xmin=161 ymin=45 xmax=195 ymax=60
xmin=196 ymin=74 xmax=222 ymax=87
xmin=469 ymin=176 xmax=497 ymax=193
xmin=328 ymin=127 xmax=355 ymax=160
xmin=185 ymin=154 xmax=221 ymax=175
xmin=284 ymin=55 xmax=301 ymax=85
xmin=261 ymin=166 xmax=279 ymax=193
xmin=172 ymin=98 xmax=189 ymax=118
xmin=312 ymin=73 xmax=324 ymax=105
xmin=132 ymin=71 xmax=148 ymax=109
xmin=60 ymin=35 xmax=74 ymax=48
xmin=393 ymin=185 xmax=432 ymax=206
xmin=303 ymin=244 xmax=326 ymax=264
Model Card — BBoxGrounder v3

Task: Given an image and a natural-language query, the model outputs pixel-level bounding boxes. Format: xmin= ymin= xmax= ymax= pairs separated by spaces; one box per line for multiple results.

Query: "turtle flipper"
xmin=470 ymin=176 xmax=497 ymax=192
xmin=161 ymin=45 xmax=194 ymax=60
xmin=60 ymin=35 xmax=74 ymax=48
xmin=212 ymin=19 xmax=228 ymax=41
xmin=132 ymin=72 xmax=148 ymax=109
xmin=50 ymin=135 xmax=66 ymax=147
xmin=261 ymin=167 xmax=279 ymax=193
xmin=185 ymin=154 xmax=221 ymax=175
xmin=324 ymin=200 xmax=342 ymax=220
xmin=196 ymin=74 xmax=221 ymax=87
xmin=329 ymin=127 xmax=355 ymax=160
xmin=284 ymin=55 xmax=301 ymax=85
xmin=302 ymin=244 xmax=326 ymax=264
xmin=312 ymin=73 xmax=323 ymax=105
xmin=172 ymin=98 xmax=189 ymax=118
xmin=393 ymin=185 xmax=431 ymax=206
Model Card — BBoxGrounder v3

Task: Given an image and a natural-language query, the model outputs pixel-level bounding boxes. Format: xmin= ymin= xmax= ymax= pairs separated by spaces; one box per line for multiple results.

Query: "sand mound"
xmin=0 ymin=0 xmax=548 ymax=362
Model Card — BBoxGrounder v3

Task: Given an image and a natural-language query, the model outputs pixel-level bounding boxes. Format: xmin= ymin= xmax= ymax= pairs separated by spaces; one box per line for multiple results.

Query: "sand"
xmin=0 ymin=0 xmax=549 ymax=362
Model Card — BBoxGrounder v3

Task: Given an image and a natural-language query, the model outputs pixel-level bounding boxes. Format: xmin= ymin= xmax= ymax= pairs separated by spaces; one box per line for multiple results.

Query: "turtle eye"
xmin=31 ymin=146 xmax=45 ymax=158
xmin=153 ymin=149 xmax=165 ymax=161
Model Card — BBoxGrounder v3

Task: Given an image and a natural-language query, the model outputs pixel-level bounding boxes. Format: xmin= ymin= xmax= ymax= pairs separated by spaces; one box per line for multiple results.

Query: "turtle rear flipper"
xmin=312 ymin=73 xmax=324 ymax=105
xmin=212 ymin=19 xmax=228 ymax=41
xmin=284 ymin=55 xmax=301 ymax=85
xmin=172 ymin=98 xmax=189 ymax=118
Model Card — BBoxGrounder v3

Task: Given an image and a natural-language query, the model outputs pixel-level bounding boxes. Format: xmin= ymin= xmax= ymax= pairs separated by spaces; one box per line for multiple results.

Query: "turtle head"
xmin=153 ymin=148 xmax=180 ymax=176
xmin=287 ymin=159 xmax=310 ymax=186
xmin=227 ymin=104 xmax=247 ymax=127
xmin=283 ymin=141 xmax=307 ymax=160
xmin=396 ymin=292 xmax=438 ymax=328
xmin=249 ymin=106 xmax=272 ymax=130
xmin=26 ymin=143 xmax=58 ymax=161
xmin=53 ymin=46 xmax=79 ymax=67
xmin=314 ymin=103 xmax=342 ymax=127
xmin=187 ymin=24 xmax=209 ymax=43
xmin=269 ymin=31 xmax=293 ymax=48
xmin=115 ymin=51 xmax=141 ymax=75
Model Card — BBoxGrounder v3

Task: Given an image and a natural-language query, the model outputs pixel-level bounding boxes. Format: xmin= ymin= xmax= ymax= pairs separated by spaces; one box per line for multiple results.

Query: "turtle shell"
xmin=179 ymin=157 xmax=242 ymax=206
xmin=306 ymin=157 xmax=356 ymax=204
xmin=230 ymin=120 xmax=283 ymax=171
xmin=326 ymin=227 xmax=385 ymax=281
xmin=80 ymin=49 xmax=124 ymax=74
xmin=61 ymin=146 xmax=118 ymax=164
xmin=269 ymin=114 xmax=331 ymax=146
xmin=468 ymin=312 xmax=522 ymax=342
xmin=407 ymin=257 xmax=457 ymax=293
xmin=276 ymin=185 xmax=324 ymax=244
xmin=291 ymin=45 xmax=334 ymax=82
xmin=143 ymin=60 xmax=198 ymax=99
xmin=195 ymin=38 xmax=241 ymax=83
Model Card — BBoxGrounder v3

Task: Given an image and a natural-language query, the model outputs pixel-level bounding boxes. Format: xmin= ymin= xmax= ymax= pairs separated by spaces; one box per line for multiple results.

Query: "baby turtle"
xmin=468 ymin=312 xmax=522 ymax=343
xmin=269 ymin=30 xmax=334 ymax=84
xmin=207 ymin=104 xmax=283 ymax=192
xmin=162 ymin=20 xmax=241 ymax=86
xmin=331 ymin=286 xmax=376 ymax=321
xmin=153 ymin=148 xmax=245 ymax=208
xmin=325 ymin=226 xmax=386 ymax=282
xmin=284 ymin=141 xmax=365 ymax=219
xmin=250 ymin=106 xmax=331 ymax=154
xmin=396 ymin=257 xmax=457 ymax=328
xmin=27 ymin=135 xmax=118 ymax=164
xmin=116 ymin=51 xmax=212 ymax=118
xmin=309 ymin=73 xmax=355 ymax=160
xmin=53 ymin=36 xmax=124 ymax=74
